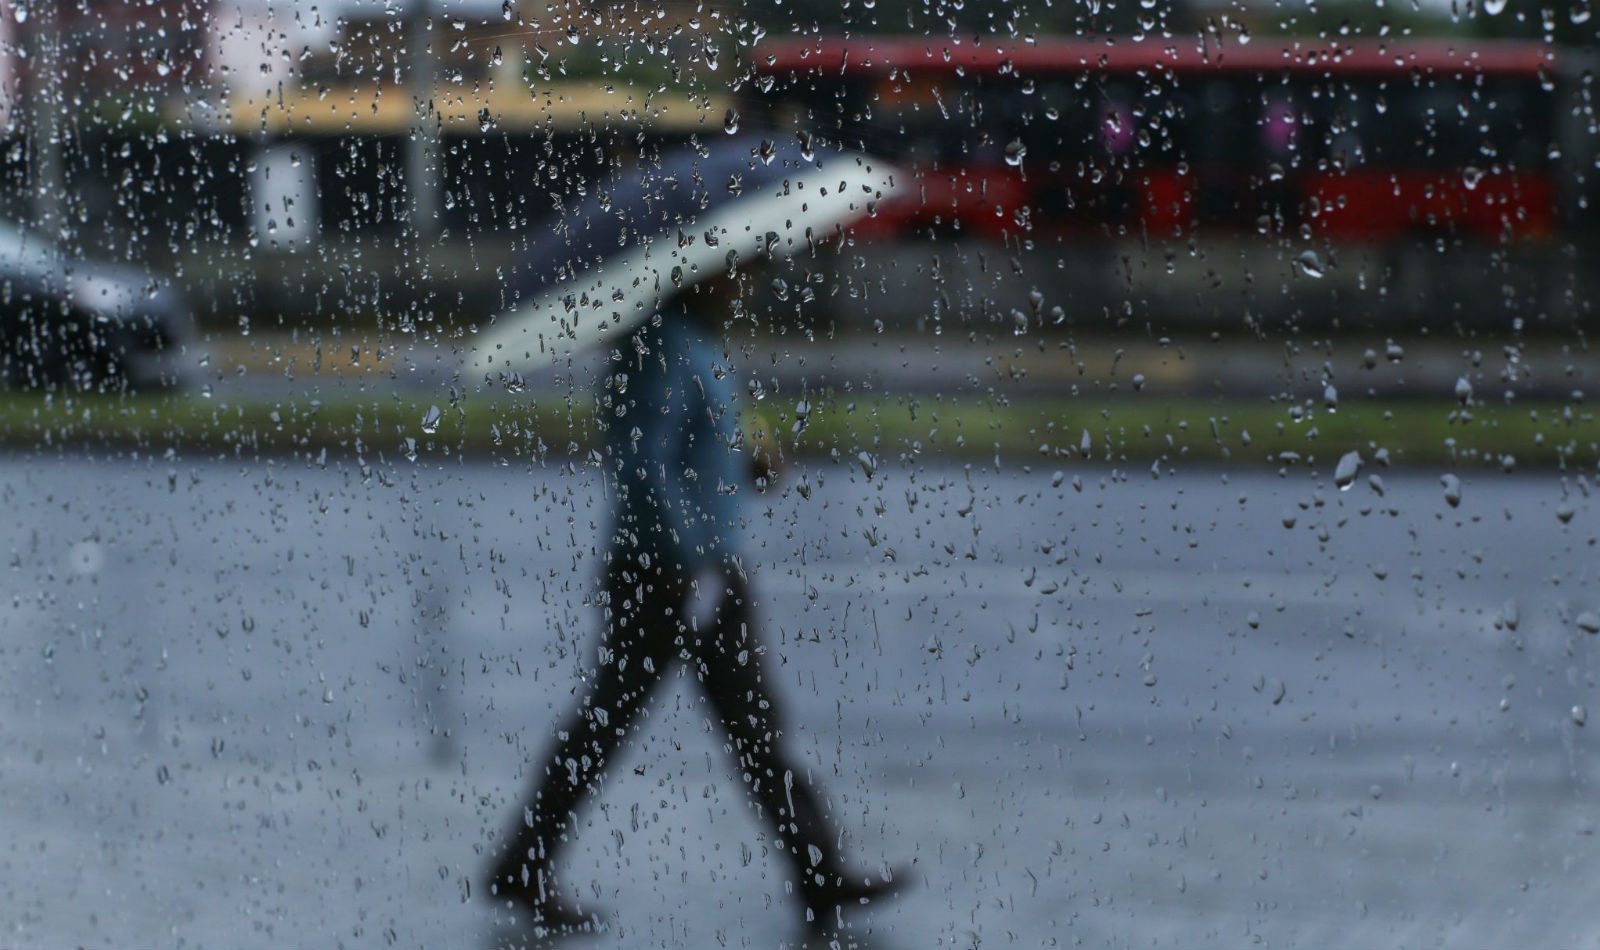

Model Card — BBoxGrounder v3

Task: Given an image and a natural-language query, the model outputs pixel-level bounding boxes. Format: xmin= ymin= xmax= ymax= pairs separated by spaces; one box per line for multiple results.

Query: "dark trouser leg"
xmin=490 ymin=567 xmax=679 ymax=895
xmin=693 ymin=574 xmax=847 ymax=904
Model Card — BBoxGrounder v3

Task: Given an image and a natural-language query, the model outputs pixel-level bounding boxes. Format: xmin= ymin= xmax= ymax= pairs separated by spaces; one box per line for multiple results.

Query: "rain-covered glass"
xmin=1 ymin=0 xmax=1597 ymax=947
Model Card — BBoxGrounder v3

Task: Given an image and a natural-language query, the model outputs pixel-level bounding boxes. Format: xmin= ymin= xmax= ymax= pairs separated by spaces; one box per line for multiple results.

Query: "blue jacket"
xmin=601 ymin=310 xmax=744 ymax=575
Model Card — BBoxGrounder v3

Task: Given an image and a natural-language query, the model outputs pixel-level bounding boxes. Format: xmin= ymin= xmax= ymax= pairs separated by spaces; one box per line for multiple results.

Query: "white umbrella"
xmin=465 ymin=138 xmax=905 ymax=378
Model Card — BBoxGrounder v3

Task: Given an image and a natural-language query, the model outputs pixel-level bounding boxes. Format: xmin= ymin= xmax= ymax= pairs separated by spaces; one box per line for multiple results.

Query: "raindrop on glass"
xmin=1333 ymin=450 xmax=1362 ymax=490
xmin=1440 ymin=474 xmax=1461 ymax=508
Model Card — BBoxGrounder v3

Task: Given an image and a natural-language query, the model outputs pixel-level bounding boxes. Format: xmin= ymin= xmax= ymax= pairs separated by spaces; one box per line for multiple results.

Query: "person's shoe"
xmin=799 ymin=863 xmax=911 ymax=925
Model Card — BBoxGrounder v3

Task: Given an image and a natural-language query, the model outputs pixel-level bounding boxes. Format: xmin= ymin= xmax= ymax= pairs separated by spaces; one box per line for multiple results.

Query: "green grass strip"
xmin=0 ymin=389 xmax=1592 ymax=471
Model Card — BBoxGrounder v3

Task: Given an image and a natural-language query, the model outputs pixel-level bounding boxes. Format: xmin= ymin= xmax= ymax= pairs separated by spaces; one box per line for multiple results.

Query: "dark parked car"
xmin=0 ymin=221 xmax=195 ymax=391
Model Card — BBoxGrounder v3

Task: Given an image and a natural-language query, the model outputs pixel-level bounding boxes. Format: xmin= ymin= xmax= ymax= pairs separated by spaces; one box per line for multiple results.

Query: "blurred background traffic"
xmin=0 ymin=0 xmax=1590 ymax=468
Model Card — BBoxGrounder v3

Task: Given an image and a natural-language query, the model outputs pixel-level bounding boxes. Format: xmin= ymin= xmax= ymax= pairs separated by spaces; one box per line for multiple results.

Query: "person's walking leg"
xmin=487 ymin=567 xmax=678 ymax=914
xmin=694 ymin=573 xmax=900 ymax=921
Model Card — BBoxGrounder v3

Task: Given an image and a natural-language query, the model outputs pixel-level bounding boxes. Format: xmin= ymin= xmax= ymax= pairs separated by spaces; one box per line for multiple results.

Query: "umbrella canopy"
xmin=465 ymin=137 xmax=904 ymax=378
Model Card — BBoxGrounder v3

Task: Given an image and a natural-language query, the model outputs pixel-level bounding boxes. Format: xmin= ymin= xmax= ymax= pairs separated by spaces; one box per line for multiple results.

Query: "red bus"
xmin=751 ymin=36 xmax=1574 ymax=245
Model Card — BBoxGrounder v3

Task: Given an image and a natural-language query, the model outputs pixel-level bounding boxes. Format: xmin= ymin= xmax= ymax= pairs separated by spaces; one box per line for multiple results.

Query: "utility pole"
xmin=25 ymin=0 xmax=65 ymax=239
xmin=407 ymin=0 xmax=440 ymax=244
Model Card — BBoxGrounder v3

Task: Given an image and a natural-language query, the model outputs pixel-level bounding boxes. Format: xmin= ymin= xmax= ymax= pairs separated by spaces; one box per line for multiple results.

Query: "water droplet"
xmin=1004 ymin=139 xmax=1027 ymax=167
xmin=723 ymin=108 xmax=740 ymax=134
xmin=796 ymin=130 xmax=815 ymax=162
xmin=1501 ymin=600 xmax=1520 ymax=631
xmin=420 ymin=405 xmax=442 ymax=434
xmin=770 ymin=277 xmax=788 ymax=301
xmin=1484 ymin=0 xmax=1507 ymax=14
xmin=1295 ymin=250 xmax=1324 ymax=279
xmin=758 ymin=139 xmax=775 ymax=165
xmin=69 ymin=541 xmax=104 ymax=576
xmin=1462 ymin=166 xmax=1483 ymax=190
xmin=1440 ymin=473 xmax=1462 ymax=508
xmin=857 ymin=451 xmax=878 ymax=480
xmin=1454 ymin=377 xmax=1473 ymax=405
xmin=1385 ymin=341 xmax=1405 ymax=363
xmin=1333 ymin=451 xmax=1362 ymax=490
xmin=1323 ymin=383 xmax=1338 ymax=411
xmin=1574 ymin=705 xmax=1588 ymax=727
xmin=1578 ymin=611 xmax=1600 ymax=634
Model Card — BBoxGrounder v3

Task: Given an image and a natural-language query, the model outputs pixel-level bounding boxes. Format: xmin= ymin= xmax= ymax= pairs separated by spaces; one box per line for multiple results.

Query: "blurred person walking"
xmin=474 ymin=137 xmax=907 ymax=936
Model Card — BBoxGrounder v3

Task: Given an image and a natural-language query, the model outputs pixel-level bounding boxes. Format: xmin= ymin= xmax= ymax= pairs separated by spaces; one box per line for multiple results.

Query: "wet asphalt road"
xmin=3 ymin=452 xmax=1600 ymax=949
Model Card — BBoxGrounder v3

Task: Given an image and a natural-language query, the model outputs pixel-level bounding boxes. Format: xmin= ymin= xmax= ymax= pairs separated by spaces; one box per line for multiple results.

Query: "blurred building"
xmin=205 ymin=0 xmax=723 ymax=96
xmin=65 ymin=0 xmax=210 ymax=94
